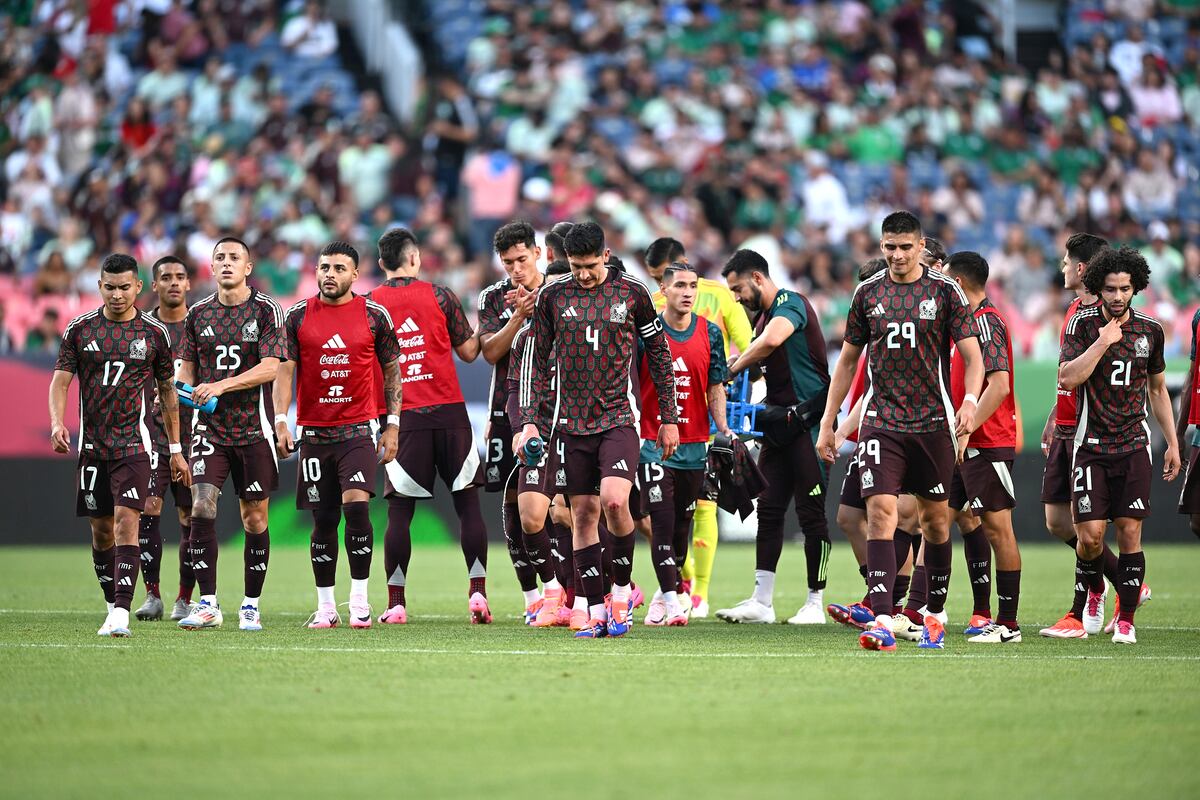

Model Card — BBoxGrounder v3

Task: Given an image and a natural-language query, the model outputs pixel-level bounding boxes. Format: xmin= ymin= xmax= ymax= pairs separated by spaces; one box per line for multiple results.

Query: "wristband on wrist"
xmin=274 ymin=414 xmax=288 ymax=425
xmin=962 ymin=393 xmax=979 ymax=407
xmin=168 ymin=443 xmax=182 ymax=454
xmin=386 ymin=414 xmax=400 ymax=427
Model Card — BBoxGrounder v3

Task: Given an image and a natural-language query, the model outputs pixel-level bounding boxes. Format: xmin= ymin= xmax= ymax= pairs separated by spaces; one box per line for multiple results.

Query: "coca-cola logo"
xmin=319 ymin=353 xmax=350 ymax=365
xmin=397 ymin=334 xmax=425 ymax=349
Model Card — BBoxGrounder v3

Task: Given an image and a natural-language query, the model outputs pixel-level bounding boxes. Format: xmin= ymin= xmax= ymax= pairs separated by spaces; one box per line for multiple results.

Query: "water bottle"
xmin=522 ymin=436 xmax=544 ymax=467
xmin=175 ymin=380 xmax=218 ymax=414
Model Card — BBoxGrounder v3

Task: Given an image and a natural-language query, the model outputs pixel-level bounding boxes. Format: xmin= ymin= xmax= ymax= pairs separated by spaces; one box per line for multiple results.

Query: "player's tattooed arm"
xmin=48 ymin=370 xmax=74 ymax=454
xmin=157 ymin=377 xmax=192 ymax=487
xmin=272 ymin=360 xmax=296 ymax=459
xmin=378 ymin=357 xmax=401 ymax=464
xmin=707 ymin=383 xmax=731 ymax=437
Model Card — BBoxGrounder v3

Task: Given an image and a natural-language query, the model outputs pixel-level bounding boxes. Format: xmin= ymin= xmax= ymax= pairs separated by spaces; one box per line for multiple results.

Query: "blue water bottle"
xmin=522 ymin=437 xmax=544 ymax=467
xmin=175 ymin=380 xmax=218 ymax=414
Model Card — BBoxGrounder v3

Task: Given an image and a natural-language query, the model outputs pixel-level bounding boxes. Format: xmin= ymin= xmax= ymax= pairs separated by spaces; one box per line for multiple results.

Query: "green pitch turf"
xmin=2 ymin=541 xmax=1198 ymax=799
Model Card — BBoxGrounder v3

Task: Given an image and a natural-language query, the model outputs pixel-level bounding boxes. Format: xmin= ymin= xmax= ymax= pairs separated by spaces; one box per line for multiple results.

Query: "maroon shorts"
xmin=484 ymin=419 xmax=517 ymax=493
xmin=1040 ymin=436 xmax=1074 ymax=504
xmin=384 ymin=425 xmax=481 ymax=498
xmin=856 ymin=425 xmax=955 ymax=502
xmin=76 ymin=453 xmax=151 ymax=518
xmin=1072 ymin=447 xmax=1152 ymax=523
xmin=515 ymin=434 xmax=565 ymax=499
xmin=561 ymin=426 xmax=639 ymax=496
xmin=147 ymin=450 xmax=194 ymax=509
xmin=637 ymin=461 xmax=705 ymax=522
xmin=296 ymin=434 xmax=379 ymax=510
xmin=1179 ymin=445 xmax=1200 ymax=515
xmin=189 ymin=434 xmax=278 ymax=500
xmin=949 ymin=447 xmax=1016 ymax=515
xmin=838 ymin=451 xmax=866 ymax=510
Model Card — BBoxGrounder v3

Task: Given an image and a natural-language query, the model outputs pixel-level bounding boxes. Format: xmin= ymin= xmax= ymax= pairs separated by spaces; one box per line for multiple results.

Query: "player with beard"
xmin=1055 ymin=247 xmax=1179 ymax=644
xmin=717 ymin=250 xmax=832 ymax=625
xmin=176 ymin=238 xmax=286 ymax=631
xmin=49 ymin=253 xmax=189 ymax=636
xmin=517 ymin=222 xmax=679 ymax=639
xmin=274 ymin=242 xmax=402 ymax=629
xmin=135 ymin=256 xmax=196 ymax=622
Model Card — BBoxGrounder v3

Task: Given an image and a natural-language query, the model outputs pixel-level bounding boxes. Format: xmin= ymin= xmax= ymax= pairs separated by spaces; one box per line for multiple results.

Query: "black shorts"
xmin=758 ymin=431 xmax=828 ymax=525
xmin=76 ymin=453 xmax=151 ymax=518
xmin=484 ymin=419 xmax=517 ymax=492
xmin=637 ymin=461 xmax=705 ymax=521
xmin=1072 ymin=447 xmax=1152 ymax=523
xmin=561 ymin=426 xmax=639 ymax=496
xmin=949 ymin=447 xmax=1016 ymax=515
xmin=856 ymin=425 xmax=955 ymax=502
xmin=838 ymin=451 xmax=866 ymax=510
xmin=189 ymin=434 xmax=278 ymax=500
xmin=1180 ymin=444 xmax=1200 ymax=515
xmin=1041 ymin=436 xmax=1074 ymax=504
xmin=147 ymin=450 xmax=194 ymax=509
xmin=515 ymin=434 xmax=565 ymax=499
xmin=296 ymin=435 xmax=379 ymax=509
xmin=384 ymin=425 xmax=482 ymax=497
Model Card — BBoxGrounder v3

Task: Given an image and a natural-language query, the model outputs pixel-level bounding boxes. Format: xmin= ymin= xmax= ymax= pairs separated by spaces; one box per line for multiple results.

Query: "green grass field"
xmin=2 ymin=541 xmax=1198 ymax=799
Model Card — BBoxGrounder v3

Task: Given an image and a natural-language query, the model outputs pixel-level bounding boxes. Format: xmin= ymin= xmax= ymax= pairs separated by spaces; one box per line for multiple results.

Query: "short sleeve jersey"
xmin=178 ymin=288 xmax=287 ymax=446
xmin=507 ymin=322 xmax=556 ymax=433
xmin=757 ymin=289 xmax=830 ymax=408
xmin=1053 ymin=296 xmax=1096 ymax=438
xmin=844 ymin=267 xmax=978 ymax=434
xmin=55 ymin=308 xmax=174 ymax=460
xmin=478 ymin=277 xmax=519 ymax=423
xmin=1061 ymin=307 xmax=1165 ymax=454
xmin=145 ymin=308 xmax=193 ymax=454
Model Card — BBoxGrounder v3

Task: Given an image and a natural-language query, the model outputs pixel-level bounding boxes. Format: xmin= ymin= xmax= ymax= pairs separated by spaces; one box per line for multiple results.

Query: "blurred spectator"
xmin=1109 ymin=24 xmax=1160 ymax=86
xmin=38 ymin=217 xmax=93 ymax=272
xmin=1008 ymin=247 xmax=1055 ymax=323
xmin=1018 ymin=167 xmax=1070 ymax=232
xmin=461 ymin=142 xmax=521 ymax=259
xmin=0 ymin=304 xmax=12 ymax=355
xmin=800 ymin=152 xmax=851 ymax=244
xmin=337 ymin=128 xmax=392 ymax=217
xmin=429 ymin=76 xmax=478 ymax=202
xmin=281 ymin=1 xmax=338 ymax=61
xmin=24 ymin=309 xmax=62 ymax=353
xmin=5 ymin=134 xmax=61 ymax=188
xmin=1142 ymin=220 xmax=1186 ymax=300
xmin=33 ymin=252 xmax=73 ymax=298
xmin=136 ymin=48 xmax=188 ymax=110
xmin=1123 ymin=149 xmax=1178 ymax=219
xmin=931 ymin=171 xmax=985 ymax=230
xmin=53 ymin=69 xmax=98 ymax=180
xmin=120 ymin=97 xmax=158 ymax=154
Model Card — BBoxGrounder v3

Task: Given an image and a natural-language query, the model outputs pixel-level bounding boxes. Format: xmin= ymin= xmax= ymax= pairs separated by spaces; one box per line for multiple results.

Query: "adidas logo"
xmin=869 ymin=583 xmax=888 ymax=594
xmin=1122 ymin=578 xmax=1142 ymax=587
xmin=118 ymin=576 xmax=133 ymax=587
xmin=930 ymin=587 xmax=948 ymax=596
xmin=973 ymin=575 xmax=990 ymax=585
xmin=1128 ymin=498 xmax=1146 ymax=510
xmin=659 ymin=557 xmax=676 ymax=567
xmin=867 ymin=303 xmax=886 ymax=318
xmin=672 ymin=356 xmax=688 ymax=372
xmin=580 ymin=566 xmax=600 ymax=578
xmin=249 ymin=563 xmax=267 ymax=572
xmin=808 ymin=485 xmax=822 ymax=497
xmin=613 ymin=557 xmax=631 ymax=566
xmin=350 ymin=547 xmax=371 ymax=556
xmin=312 ymin=554 xmax=333 ymax=563
xmin=561 ymin=306 xmax=580 ymax=318
xmin=121 ymin=488 xmax=140 ymax=500
xmin=929 ymin=483 xmax=945 ymax=494
xmin=398 ymin=317 xmax=420 ymax=334
xmin=84 ymin=340 xmax=100 ymax=352
xmin=349 ymin=471 xmax=365 ymax=483
xmin=323 ymin=333 xmax=347 ymax=349
xmin=200 ymin=325 xmax=215 ymax=337
xmin=611 ymin=459 xmax=629 ymax=471
xmin=245 ymin=481 xmax=262 ymax=492
xmin=971 ymin=498 xmax=983 ymax=509
xmin=193 ymin=560 xmax=209 ymax=569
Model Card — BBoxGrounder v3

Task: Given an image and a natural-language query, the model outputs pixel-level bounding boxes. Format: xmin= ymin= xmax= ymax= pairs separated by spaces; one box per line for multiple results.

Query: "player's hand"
xmin=170 ymin=452 xmax=192 ymax=487
xmin=726 ymin=355 xmax=739 ymax=378
xmin=1163 ymin=444 xmax=1182 ymax=481
xmin=50 ymin=423 xmax=70 ymax=454
xmin=816 ymin=425 xmax=838 ymax=464
xmin=955 ymin=401 xmax=977 ymax=437
xmin=1041 ymin=428 xmax=1052 ymax=456
xmin=517 ymin=424 xmax=540 ymax=453
xmin=377 ymin=426 xmax=398 ymax=464
xmin=191 ymin=381 xmax=225 ymax=406
xmin=1098 ymin=316 xmax=1124 ymax=348
xmin=956 ymin=435 xmax=969 ymax=465
xmin=275 ymin=423 xmax=295 ymax=459
xmin=658 ymin=423 xmax=680 ymax=460
xmin=514 ymin=285 xmax=537 ymax=319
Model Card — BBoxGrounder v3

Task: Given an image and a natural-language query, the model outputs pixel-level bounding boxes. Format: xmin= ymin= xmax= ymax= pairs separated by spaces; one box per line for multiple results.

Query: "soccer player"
xmin=1039 ymin=234 xmax=1152 ymax=636
xmin=817 ymin=210 xmax=984 ymax=652
xmin=176 ymin=237 xmax=286 ymax=631
xmin=136 ymin=255 xmax=196 ymax=622
xmin=274 ymin=241 xmax=402 ymax=629
xmin=1177 ymin=304 xmax=1200 ymax=539
xmin=716 ymin=249 xmax=832 ymax=625
xmin=637 ymin=263 xmax=731 ymax=626
xmin=48 ymin=253 xmax=189 ymax=637
xmin=517 ymin=221 xmax=679 ymax=639
xmin=944 ymin=251 xmax=1023 ymax=642
xmin=478 ymin=221 xmax=554 ymax=621
xmin=368 ymin=227 xmax=489 ymax=624
xmin=643 ymin=237 xmax=752 ymax=617
xmin=1055 ymin=246 xmax=1180 ymax=644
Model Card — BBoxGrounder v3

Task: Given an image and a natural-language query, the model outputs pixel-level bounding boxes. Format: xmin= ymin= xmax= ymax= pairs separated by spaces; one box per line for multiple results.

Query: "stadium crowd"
xmin=2 ymin=0 xmax=1200 ymax=358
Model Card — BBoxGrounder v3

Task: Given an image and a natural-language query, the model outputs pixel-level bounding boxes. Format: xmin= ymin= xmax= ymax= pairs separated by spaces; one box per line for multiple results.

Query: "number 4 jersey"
xmin=1061 ymin=306 xmax=1165 ymax=454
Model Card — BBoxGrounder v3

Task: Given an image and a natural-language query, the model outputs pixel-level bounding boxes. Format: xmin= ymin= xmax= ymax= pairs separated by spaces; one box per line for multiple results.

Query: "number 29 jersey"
xmin=844 ymin=266 xmax=977 ymax=435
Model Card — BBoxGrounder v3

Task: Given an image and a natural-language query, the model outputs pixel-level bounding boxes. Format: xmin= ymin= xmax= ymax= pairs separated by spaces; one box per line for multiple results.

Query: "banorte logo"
xmin=320 ymin=353 xmax=350 ymax=365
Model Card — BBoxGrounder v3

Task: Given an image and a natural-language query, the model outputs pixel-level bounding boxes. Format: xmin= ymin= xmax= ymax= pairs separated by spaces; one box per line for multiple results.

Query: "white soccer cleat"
xmin=1082 ymin=588 xmax=1106 ymax=635
xmin=891 ymin=614 xmax=923 ymax=642
xmin=238 ymin=605 xmax=262 ymax=631
xmin=967 ymin=623 xmax=1021 ymax=644
xmin=691 ymin=598 xmax=709 ymax=619
xmin=786 ymin=598 xmax=827 ymax=625
xmin=715 ymin=598 xmax=776 ymax=624
xmin=348 ymin=595 xmax=372 ymax=629
xmin=918 ymin=605 xmax=948 ymax=626
xmin=1111 ymin=620 xmax=1137 ymax=644
xmin=644 ymin=591 xmax=668 ymax=626
xmin=178 ymin=600 xmax=222 ymax=630
xmin=98 ymin=608 xmax=130 ymax=637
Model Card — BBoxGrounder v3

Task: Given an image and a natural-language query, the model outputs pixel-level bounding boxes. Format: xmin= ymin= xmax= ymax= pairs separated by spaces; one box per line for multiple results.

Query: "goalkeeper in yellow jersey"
xmin=644 ymin=238 xmax=753 ymax=618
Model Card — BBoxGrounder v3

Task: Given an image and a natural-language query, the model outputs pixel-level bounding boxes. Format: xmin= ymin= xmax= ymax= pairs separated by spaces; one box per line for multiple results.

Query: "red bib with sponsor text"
xmin=295 ymin=295 xmax=379 ymax=427
xmin=370 ymin=280 xmax=463 ymax=411
xmin=639 ymin=317 xmax=711 ymax=444
xmin=951 ymin=303 xmax=1016 ymax=449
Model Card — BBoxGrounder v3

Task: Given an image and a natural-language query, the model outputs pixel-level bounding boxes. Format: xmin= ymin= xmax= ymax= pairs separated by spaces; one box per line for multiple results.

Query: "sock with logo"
xmin=113 ymin=544 xmax=141 ymax=611
xmin=892 ymin=574 xmax=911 ymax=613
xmin=996 ymin=569 xmax=1021 ymax=629
xmin=139 ymin=514 xmax=162 ymax=595
xmin=574 ymin=543 xmax=606 ymax=608
xmin=804 ymin=534 xmax=832 ymax=591
xmin=343 ymin=501 xmax=372 ymax=581
xmin=751 ymin=569 xmax=776 ymax=606
xmin=92 ymin=546 xmax=116 ymax=604
xmin=689 ymin=499 xmax=718 ymax=600
xmin=386 ymin=496 xmax=414 ymax=595
xmin=923 ymin=539 xmax=953 ymax=616
xmin=904 ymin=565 xmax=928 ymax=624
xmin=549 ymin=519 xmax=573 ymax=589
xmin=611 ymin=531 xmax=635 ymax=587
xmin=523 ymin=523 xmax=556 ymax=585
xmin=453 ymin=488 xmax=488 ymax=577
xmin=310 ymin=508 xmax=340 ymax=589
xmin=672 ymin=513 xmax=692 ymax=583
xmin=961 ymin=528 xmax=992 ymax=617
xmin=188 ymin=517 xmax=218 ymax=596
xmin=652 ymin=513 xmax=679 ymax=595
xmin=244 ymin=529 xmax=270 ymax=598
xmin=503 ymin=501 xmax=537 ymax=592
xmin=865 ymin=540 xmax=895 ymax=619
xmin=178 ymin=522 xmax=194 ymax=600
xmin=1116 ymin=551 xmax=1145 ymax=624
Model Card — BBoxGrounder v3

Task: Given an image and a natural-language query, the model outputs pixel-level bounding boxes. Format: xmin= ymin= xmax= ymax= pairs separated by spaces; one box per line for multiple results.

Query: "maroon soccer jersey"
xmin=521 ymin=267 xmax=677 ymax=436
xmin=507 ymin=322 xmax=556 ymax=433
xmin=144 ymin=308 xmax=194 ymax=454
xmin=1061 ymin=306 xmax=1165 ymax=454
xmin=844 ymin=267 xmax=978 ymax=435
xmin=478 ymin=277 xmax=519 ymax=424
xmin=1054 ymin=296 xmax=1096 ymax=437
xmin=284 ymin=294 xmax=400 ymax=443
xmin=55 ymin=308 xmax=174 ymax=460
xmin=178 ymin=288 xmax=287 ymax=447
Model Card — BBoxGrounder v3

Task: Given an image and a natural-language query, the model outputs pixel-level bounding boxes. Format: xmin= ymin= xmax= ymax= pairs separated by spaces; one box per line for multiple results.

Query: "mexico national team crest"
xmin=84 ymin=492 xmax=97 ymax=511
xmin=1135 ymin=336 xmax=1150 ymax=358
xmin=609 ymin=301 xmax=628 ymax=324
xmin=648 ymin=484 xmax=663 ymax=504
xmin=1078 ymin=494 xmax=1092 ymax=515
xmin=860 ymin=468 xmax=875 ymax=490
xmin=486 ymin=465 xmax=499 ymax=484
xmin=307 ymin=485 xmax=320 ymax=503
xmin=242 ymin=319 xmax=259 ymax=342
xmin=556 ymin=468 xmax=567 ymax=487
xmin=919 ymin=298 xmax=937 ymax=320
xmin=526 ymin=469 xmax=540 ymax=485
xmin=129 ymin=338 xmax=147 ymax=360
xmin=192 ymin=459 xmax=206 ymax=477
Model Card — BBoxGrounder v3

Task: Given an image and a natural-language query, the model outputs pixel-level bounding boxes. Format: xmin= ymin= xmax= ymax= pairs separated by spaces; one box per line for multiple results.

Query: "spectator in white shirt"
xmin=282 ymin=2 xmax=338 ymax=61
xmin=800 ymin=151 xmax=851 ymax=244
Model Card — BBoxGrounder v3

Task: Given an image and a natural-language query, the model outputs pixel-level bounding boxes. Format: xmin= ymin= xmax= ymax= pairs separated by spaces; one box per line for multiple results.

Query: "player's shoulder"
xmin=1064 ymin=303 xmax=1103 ymax=334
xmin=849 ymin=269 xmax=887 ymax=303
xmin=478 ymin=277 xmax=511 ymax=310
xmin=139 ymin=309 xmax=172 ymax=343
xmin=251 ymin=288 xmax=284 ymax=324
xmin=928 ymin=268 xmax=969 ymax=304
xmin=63 ymin=308 xmax=103 ymax=338
xmin=186 ymin=292 xmax=219 ymax=318
xmin=703 ymin=316 xmax=724 ymax=342
xmin=283 ymin=296 xmax=309 ymax=321
xmin=1131 ymin=309 xmax=1164 ymax=333
xmin=613 ymin=270 xmax=653 ymax=298
xmin=364 ymin=296 xmax=394 ymax=326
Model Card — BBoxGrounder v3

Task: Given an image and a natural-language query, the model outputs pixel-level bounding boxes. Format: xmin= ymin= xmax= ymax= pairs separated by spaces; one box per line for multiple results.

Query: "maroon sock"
xmin=188 ymin=517 xmax=218 ymax=596
xmin=1070 ymin=555 xmax=1104 ymax=617
xmin=453 ymin=488 xmax=488 ymax=577
xmin=858 ymin=563 xmax=870 ymax=605
xmin=996 ymin=569 xmax=1020 ymax=628
xmin=598 ymin=521 xmax=614 ymax=586
xmin=904 ymin=565 xmax=928 ymax=619
xmin=243 ymin=529 xmax=269 ymax=598
xmin=386 ymin=496 xmax=414 ymax=591
xmin=388 ymin=584 xmax=406 ymax=608
xmin=924 ymin=539 xmax=952 ymax=615
xmin=523 ymin=524 xmax=556 ymax=584
xmin=178 ymin=522 xmax=194 ymax=598
xmin=652 ymin=531 xmax=679 ymax=595
xmin=1116 ymin=551 xmax=1145 ymax=624
xmin=138 ymin=514 xmax=162 ymax=590
xmin=503 ymin=501 xmax=537 ymax=592
xmin=342 ymin=501 xmax=372 ymax=581
xmin=310 ymin=508 xmax=340 ymax=588
xmin=1101 ymin=544 xmax=1120 ymax=585
xmin=92 ymin=546 xmax=116 ymax=604
xmin=892 ymin=529 xmax=913 ymax=570
xmin=550 ymin=520 xmax=573 ymax=589
xmin=865 ymin=539 xmax=896 ymax=618
xmin=892 ymin=574 xmax=911 ymax=612
xmin=113 ymin=544 xmax=141 ymax=611
xmin=961 ymin=529 xmax=992 ymax=617
xmin=575 ymin=543 xmax=606 ymax=607
xmin=469 ymin=576 xmax=486 ymax=597
xmin=611 ymin=532 xmax=635 ymax=587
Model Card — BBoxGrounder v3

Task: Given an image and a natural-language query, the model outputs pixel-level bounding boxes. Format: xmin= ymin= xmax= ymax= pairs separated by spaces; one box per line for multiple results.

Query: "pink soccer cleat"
xmin=469 ymin=592 xmax=492 ymax=624
xmin=533 ymin=587 xmax=564 ymax=627
xmin=306 ymin=606 xmax=340 ymax=629
xmin=378 ymin=604 xmax=408 ymax=624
